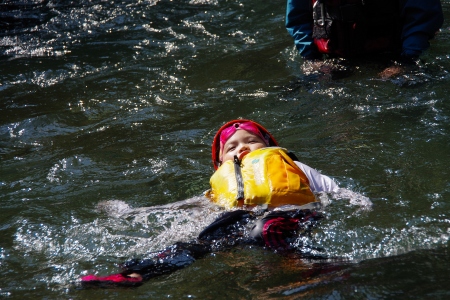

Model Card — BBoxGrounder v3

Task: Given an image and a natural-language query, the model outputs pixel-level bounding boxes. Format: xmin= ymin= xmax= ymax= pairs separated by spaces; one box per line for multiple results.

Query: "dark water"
xmin=1 ymin=0 xmax=450 ymax=298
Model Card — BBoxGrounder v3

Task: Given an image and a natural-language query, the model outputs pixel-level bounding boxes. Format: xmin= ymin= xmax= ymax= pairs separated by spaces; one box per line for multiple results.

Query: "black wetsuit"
xmin=81 ymin=209 xmax=323 ymax=287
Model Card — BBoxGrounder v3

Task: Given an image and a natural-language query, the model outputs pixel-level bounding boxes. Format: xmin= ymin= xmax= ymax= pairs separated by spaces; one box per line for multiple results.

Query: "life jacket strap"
xmin=234 ymin=155 xmax=244 ymax=200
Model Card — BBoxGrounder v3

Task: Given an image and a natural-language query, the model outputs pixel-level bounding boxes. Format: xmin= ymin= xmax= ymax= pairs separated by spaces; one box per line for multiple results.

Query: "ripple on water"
xmin=12 ymin=198 xmax=220 ymax=284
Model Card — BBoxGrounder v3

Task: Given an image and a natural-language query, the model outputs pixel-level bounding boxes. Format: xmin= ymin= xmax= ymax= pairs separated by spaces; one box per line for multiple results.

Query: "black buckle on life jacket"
xmin=233 ymin=155 xmax=244 ymax=200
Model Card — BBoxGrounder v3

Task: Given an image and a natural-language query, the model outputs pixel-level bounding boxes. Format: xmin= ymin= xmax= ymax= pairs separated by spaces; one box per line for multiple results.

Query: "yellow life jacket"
xmin=207 ymin=147 xmax=318 ymax=208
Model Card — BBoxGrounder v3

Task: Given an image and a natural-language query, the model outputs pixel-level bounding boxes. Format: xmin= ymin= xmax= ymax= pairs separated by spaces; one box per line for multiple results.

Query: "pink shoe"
xmin=81 ymin=273 xmax=143 ymax=288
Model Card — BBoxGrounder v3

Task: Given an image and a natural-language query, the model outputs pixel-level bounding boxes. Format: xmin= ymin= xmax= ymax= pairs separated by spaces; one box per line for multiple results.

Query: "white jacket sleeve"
xmin=295 ymin=161 xmax=373 ymax=207
xmin=295 ymin=161 xmax=339 ymax=193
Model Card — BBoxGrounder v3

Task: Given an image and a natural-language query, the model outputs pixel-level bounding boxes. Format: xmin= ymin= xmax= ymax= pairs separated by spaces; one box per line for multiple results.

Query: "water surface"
xmin=1 ymin=0 xmax=450 ymax=298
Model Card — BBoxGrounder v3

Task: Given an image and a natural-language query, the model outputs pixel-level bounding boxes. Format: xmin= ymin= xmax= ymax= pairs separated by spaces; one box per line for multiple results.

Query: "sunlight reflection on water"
xmin=1 ymin=0 xmax=450 ymax=298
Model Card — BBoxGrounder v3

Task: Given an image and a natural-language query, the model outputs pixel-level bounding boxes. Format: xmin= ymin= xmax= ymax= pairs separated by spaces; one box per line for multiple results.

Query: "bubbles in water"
xmin=333 ymin=188 xmax=373 ymax=208
xmin=12 ymin=197 xmax=221 ymax=284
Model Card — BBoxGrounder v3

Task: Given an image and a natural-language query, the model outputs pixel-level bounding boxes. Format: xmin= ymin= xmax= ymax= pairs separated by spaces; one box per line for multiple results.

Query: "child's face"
xmin=221 ymin=129 xmax=266 ymax=163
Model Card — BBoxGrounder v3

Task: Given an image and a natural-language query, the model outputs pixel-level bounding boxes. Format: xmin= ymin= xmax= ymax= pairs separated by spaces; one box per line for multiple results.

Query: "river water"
xmin=1 ymin=0 xmax=450 ymax=299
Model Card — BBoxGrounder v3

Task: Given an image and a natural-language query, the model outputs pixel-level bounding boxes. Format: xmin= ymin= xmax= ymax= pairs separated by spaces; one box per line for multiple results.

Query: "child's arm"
xmin=295 ymin=161 xmax=373 ymax=207
xmin=294 ymin=161 xmax=339 ymax=193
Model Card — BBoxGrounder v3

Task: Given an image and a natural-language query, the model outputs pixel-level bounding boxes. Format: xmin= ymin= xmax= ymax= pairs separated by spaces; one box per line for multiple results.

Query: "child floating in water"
xmin=81 ymin=119 xmax=370 ymax=288
xmin=207 ymin=119 xmax=338 ymax=209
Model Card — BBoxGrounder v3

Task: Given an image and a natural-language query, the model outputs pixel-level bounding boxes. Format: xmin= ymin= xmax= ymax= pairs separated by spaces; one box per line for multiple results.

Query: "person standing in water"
xmin=81 ymin=119 xmax=367 ymax=288
xmin=285 ymin=0 xmax=444 ymax=78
